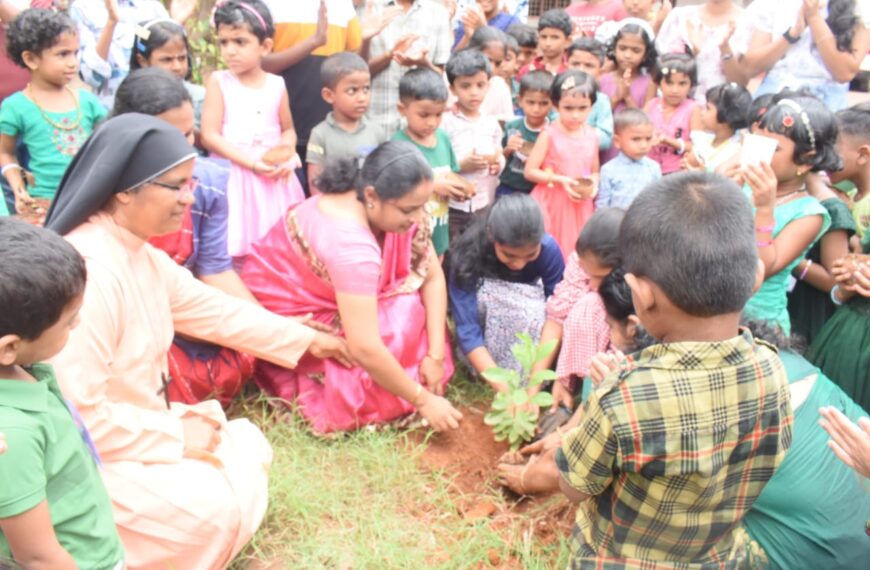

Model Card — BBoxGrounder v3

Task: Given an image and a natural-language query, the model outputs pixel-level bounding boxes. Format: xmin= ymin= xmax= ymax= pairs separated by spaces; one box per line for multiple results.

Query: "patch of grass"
xmin=228 ymin=373 xmax=570 ymax=569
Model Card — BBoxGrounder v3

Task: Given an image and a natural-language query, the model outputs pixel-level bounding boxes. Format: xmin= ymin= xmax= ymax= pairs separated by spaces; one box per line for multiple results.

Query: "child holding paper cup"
xmin=741 ymin=95 xmax=841 ymax=336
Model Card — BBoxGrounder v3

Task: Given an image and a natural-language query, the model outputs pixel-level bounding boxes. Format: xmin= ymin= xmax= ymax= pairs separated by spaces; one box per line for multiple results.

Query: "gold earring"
xmin=367 ymin=202 xmax=374 ymax=209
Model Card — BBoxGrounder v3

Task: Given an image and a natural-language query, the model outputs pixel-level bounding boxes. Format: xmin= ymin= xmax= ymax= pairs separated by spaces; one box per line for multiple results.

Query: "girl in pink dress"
xmin=201 ymin=0 xmax=305 ymax=260
xmin=525 ymin=71 xmax=600 ymax=259
xmin=598 ymin=18 xmax=658 ymax=163
xmin=644 ymin=53 xmax=702 ymax=174
xmin=242 ymin=142 xmax=462 ymax=434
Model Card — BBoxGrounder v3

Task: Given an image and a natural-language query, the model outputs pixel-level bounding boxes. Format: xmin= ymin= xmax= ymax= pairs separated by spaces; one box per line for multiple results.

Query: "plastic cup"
xmin=741 ymin=133 xmax=778 ymax=168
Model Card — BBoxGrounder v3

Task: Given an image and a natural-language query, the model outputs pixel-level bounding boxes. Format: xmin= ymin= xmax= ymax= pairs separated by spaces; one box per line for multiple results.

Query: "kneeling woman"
xmin=242 ymin=142 xmax=463 ymax=434
xmin=45 ymin=115 xmax=349 ymax=569
xmin=449 ymin=194 xmax=565 ymax=382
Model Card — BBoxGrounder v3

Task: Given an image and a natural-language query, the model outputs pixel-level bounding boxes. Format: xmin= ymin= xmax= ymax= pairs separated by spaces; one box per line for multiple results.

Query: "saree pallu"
xmin=242 ymin=202 xmax=453 ymax=433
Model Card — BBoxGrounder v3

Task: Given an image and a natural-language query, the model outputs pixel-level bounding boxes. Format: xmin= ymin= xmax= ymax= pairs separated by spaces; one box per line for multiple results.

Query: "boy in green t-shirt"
xmin=498 ymin=70 xmax=553 ymax=196
xmin=0 ymin=219 xmax=124 ymax=570
xmin=392 ymin=68 xmax=469 ymax=256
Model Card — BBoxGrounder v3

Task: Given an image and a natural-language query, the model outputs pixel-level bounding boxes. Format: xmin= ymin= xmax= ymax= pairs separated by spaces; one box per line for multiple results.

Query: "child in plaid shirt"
xmin=557 ymin=172 xmax=793 ymax=569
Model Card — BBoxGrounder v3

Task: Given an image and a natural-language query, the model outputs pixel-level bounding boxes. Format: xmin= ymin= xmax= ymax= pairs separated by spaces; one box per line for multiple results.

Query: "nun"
xmin=45 ymin=114 xmax=351 ymax=569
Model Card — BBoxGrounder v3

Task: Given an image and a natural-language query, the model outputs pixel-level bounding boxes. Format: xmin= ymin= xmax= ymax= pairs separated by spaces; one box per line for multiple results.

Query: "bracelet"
xmin=425 ymin=353 xmax=445 ymax=363
xmin=757 ymin=240 xmax=773 ymax=248
xmin=676 ymin=138 xmax=686 ymax=155
xmin=412 ymin=383 xmax=424 ymax=407
xmin=1 ymin=163 xmax=22 ymax=176
xmin=720 ymin=52 xmax=734 ymax=62
xmin=798 ymin=259 xmax=813 ymax=281
xmin=831 ymin=285 xmax=843 ymax=306
xmin=755 ymin=224 xmax=775 ymax=233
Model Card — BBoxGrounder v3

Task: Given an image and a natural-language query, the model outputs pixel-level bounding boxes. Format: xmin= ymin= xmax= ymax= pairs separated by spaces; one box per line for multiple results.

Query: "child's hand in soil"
xmin=418 ymin=355 xmax=445 ymax=396
xmin=417 ymin=390 xmax=463 ymax=431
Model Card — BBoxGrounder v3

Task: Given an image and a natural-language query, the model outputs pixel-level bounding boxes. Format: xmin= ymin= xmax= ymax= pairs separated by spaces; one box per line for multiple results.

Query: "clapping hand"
xmin=362 ymin=0 xmax=402 ymax=42
xmin=104 ymin=0 xmax=120 ymax=22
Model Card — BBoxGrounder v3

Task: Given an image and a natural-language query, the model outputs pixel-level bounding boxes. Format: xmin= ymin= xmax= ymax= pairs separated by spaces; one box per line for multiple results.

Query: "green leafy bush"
xmin=483 ymin=333 xmax=556 ymax=450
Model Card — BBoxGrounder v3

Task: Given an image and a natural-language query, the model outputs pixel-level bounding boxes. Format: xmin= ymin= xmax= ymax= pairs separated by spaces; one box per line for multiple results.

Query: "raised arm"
xmin=262 ymin=0 xmax=328 ymax=73
xmin=804 ymin=0 xmax=870 ymax=83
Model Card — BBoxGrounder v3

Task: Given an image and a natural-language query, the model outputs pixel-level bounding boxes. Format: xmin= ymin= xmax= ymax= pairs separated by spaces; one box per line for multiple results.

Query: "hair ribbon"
xmin=213 ymin=1 xmax=268 ymax=32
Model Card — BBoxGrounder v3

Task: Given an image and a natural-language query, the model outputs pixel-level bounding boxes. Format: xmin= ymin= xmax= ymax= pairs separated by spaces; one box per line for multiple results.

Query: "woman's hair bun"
xmin=314 ymin=157 xmax=361 ymax=194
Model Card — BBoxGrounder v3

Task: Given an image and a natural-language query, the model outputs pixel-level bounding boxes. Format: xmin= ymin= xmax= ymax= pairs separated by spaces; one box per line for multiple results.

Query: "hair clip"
xmin=782 ymin=115 xmax=795 ymax=128
xmin=661 ymin=67 xmax=670 ymax=75
xmin=778 ymin=99 xmax=816 ymax=149
xmin=561 ymin=76 xmax=577 ymax=91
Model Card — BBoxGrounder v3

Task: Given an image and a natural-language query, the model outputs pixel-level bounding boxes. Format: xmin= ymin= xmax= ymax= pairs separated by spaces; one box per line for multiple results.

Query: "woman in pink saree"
xmin=243 ymin=142 xmax=463 ymax=434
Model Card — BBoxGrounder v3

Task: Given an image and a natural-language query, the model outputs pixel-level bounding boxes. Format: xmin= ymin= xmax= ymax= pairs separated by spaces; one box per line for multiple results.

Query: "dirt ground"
xmin=406 ymin=406 xmax=575 ymax=565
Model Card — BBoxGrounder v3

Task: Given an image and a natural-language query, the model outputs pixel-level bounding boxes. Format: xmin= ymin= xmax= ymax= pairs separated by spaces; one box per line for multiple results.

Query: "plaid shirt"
xmin=557 ymin=330 xmax=792 ymax=570
xmin=367 ymin=0 xmax=453 ymax=137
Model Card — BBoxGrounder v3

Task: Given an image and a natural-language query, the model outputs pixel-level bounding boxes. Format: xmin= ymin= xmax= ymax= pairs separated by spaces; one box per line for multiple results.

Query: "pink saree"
xmin=241 ymin=197 xmax=453 ymax=433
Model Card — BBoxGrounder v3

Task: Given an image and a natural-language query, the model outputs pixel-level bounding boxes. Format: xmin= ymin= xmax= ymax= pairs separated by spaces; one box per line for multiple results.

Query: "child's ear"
xmin=135 ymin=53 xmax=148 ymax=68
xmin=612 ymin=133 xmax=622 ymax=150
xmin=752 ymin=259 xmax=765 ymax=294
xmin=21 ymin=50 xmax=39 ymax=72
xmin=857 ymin=143 xmax=870 ymax=166
xmin=624 ymin=273 xmax=655 ymax=314
xmin=397 ymin=101 xmax=407 ymax=117
xmin=321 ymin=87 xmax=335 ymax=105
xmin=0 ymin=335 xmax=22 ymax=367
xmin=261 ymin=37 xmax=274 ymax=55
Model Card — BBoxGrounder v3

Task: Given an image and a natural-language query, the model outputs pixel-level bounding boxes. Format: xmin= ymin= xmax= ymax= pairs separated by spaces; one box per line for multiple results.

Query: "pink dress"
xmin=213 ymin=70 xmax=305 ymax=258
xmin=242 ymin=197 xmax=453 ymax=434
xmin=599 ymin=71 xmax=652 ymax=164
xmin=647 ymin=97 xmax=697 ymax=174
xmin=530 ymin=123 xmax=598 ymax=259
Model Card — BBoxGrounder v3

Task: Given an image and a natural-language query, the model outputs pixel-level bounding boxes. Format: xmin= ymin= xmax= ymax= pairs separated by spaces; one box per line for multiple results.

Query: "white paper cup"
xmin=741 ymin=133 xmax=778 ymax=168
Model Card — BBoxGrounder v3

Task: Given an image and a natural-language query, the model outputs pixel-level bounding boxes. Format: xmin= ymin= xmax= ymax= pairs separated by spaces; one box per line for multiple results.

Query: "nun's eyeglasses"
xmin=147 ymin=179 xmax=196 ymax=195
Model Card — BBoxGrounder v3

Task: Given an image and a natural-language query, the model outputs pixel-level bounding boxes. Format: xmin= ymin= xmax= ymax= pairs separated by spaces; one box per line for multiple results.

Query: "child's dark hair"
xmin=468 ymin=26 xmax=507 ymax=56
xmin=550 ymin=70 xmax=597 ymax=107
xmin=537 ymin=8 xmax=572 ymax=38
xmin=213 ymin=0 xmax=274 ymax=42
xmin=654 ymin=53 xmax=697 ymax=86
xmin=567 ymin=38 xmax=606 ymax=66
xmin=314 ymin=141 xmax=432 ymax=203
xmin=620 ymin=172 xmax=758 ymax=317
xmin=748 ymin=93 xmax=776 ymax=127
xmin=599 ymin=267 xmax=657 ymax=352
xmin=614 ymin=108 xmax=652 ymax=133
xmin=320 ymin=51 xmax=369 ymax=89
xmin=506 ymin=23 xmax=537 ymax=48
xmin=452 ymin=194 xmax=545 ymax=290
xmin=5 ymin=8 xmax=76 ymax=68
xmin=759 ymin=95 xmax=842 ymax=173
xmin=129 ymin=20 xmax=192 ymax=80
xmin=705 ymin=83 xmax=752 ymax=131
xmin=446 ymin=49 xmax=492 ymax=84
xmin=519 ymin=70 xmax=554 ymax=97
xmin=836 ymin=102 xmax=870 ymax=141
xmin=827 ymin=0 xmax=858 ymax=53
xmin=399 ymin=68 xmax=449 ymax=103
xmin=0 ymin=218 xmax=86 ymax=341
xmin=607 ymin=22 xmax=656 ymax=72
xmin=576 ymin=207 xmax=624 ymax=265
xmin=741 ymin=318 xmax=806 ymax=355
xmin=504 ymin=34 xmax=519 ymax=56
xmin=111 ymin=68 xmax=192 ymax=118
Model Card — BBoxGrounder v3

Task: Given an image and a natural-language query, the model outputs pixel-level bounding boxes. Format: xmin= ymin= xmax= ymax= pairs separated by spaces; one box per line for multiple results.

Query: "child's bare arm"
xmin=278 ymin=89 xmax=298 ymax=151
xmin=200 ymin=75 xmax=258 ymax=169
xmin=559 ymin=472 xmax=591 ymax=503
xmin=0 ymin=133 xmax=31 ymax=210
xmin=307 ymin=163 xmax=322 ymax=195
xmin=0 ymin=501 xmax=77 ymax=570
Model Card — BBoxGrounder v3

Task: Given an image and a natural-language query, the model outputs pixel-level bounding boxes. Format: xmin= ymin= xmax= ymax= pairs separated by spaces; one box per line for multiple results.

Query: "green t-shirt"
xmin=392 ymin=128 xmax=458 ymax=255
xmin=0 ymin=89 xmax=107 ymax=199
xmin=0 ymin=364 xmax=124 ymax=569
xmin=499 ymin=117 xmax=544 ymax=193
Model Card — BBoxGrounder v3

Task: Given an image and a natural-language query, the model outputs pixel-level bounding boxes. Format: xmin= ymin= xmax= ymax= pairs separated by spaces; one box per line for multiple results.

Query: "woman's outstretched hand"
xmin=308 ymin=332 xmax=354 ymax=367
xmin=819 ymin=406 xmax=870 ymax=479
xmin=417 ymin=390 xmax=462 ymax=431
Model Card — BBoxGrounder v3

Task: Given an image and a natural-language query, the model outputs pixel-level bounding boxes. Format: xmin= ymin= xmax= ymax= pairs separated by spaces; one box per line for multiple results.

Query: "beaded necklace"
xmin=27 ymin=83 xmax=82 ymax=130
xmin=27 ymin=83 xmax=88 ymax=157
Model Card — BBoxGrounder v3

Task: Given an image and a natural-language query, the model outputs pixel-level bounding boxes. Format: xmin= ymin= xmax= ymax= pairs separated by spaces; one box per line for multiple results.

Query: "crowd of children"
xmin=1 ymin=0 xmax=870 ymax=568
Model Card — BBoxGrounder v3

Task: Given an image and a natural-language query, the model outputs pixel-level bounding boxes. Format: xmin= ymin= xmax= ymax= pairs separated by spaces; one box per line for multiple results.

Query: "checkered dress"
xmin=557 ymin=331 xmax=793 ymax=569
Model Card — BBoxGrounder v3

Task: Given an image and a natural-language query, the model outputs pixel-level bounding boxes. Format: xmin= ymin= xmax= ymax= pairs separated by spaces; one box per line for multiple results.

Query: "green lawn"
xmin=228 ymin=374 xmax=571 ymax=569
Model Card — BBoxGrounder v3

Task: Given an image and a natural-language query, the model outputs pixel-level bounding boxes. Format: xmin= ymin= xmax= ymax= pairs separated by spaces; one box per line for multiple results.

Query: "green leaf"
xmin=491 ymin=396 xmax=509 ymax=411
xmin=531 ymin=392 xmax=554 ymax=408
xmin=483 ymin=412 xmax=504 ymax=426
xmin=510 ymin=342 xmax=533 ymax=374
xmin=535 ymin=339 xmax=558 ymax=364
xmin=512 ymin=390 xmax=529 ymax=406
xmin=508 ymin=430 xmax=520 ymax=445
xmin=482 ymin=367 xmax=515 ymax=385
xmin=529 ymin=369 xmax=557 ymax=387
